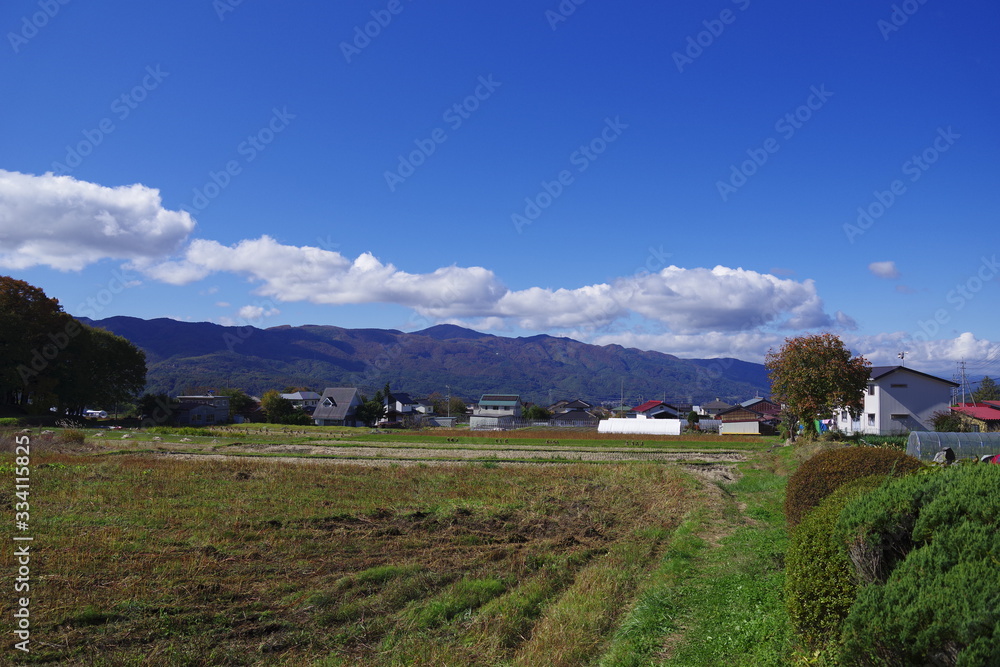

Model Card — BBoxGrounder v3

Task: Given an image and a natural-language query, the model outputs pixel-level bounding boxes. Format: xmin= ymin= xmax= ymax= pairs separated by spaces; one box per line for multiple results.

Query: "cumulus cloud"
xmin=623 ymin=266 xmax=831 ymax=333
xmin=589 ymin=329 xmax=783 ymax=361
xmin=869 ymin=261 xmax=900 ymax=279
xmin=0 ymin=170 xmax=194 ymax=270
xmin=237 ymin=304 xmax=281 ymax=320
xmin=138 ymin=235 xmax=507 ymax=314
xmin=842 ymin=331 xmax=996 ymax=376
xmin=140 ymin=239 xmax=846 ymax=343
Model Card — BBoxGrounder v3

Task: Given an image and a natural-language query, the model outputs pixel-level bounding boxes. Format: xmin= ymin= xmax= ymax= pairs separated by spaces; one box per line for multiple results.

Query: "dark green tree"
xmin=261 ymin=390 xmax=295 ymax=423
xmin=218 ymin=388 xmax=256 ymax=419
xmin=972 ymin=376 xmax=1000 ymax=402
xmin=354 ymin=394 xmax=385 ymax=427
xmin=523 ymin=405 xmax=551 ymax=420
xmin=1 ymin=277 xmax=146 ymax=414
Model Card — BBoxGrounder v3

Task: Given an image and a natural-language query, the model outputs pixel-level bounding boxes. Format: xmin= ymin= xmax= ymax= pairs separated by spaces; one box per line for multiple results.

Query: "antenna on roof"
xmin=897 ymin=351 xmax=906 ymax=366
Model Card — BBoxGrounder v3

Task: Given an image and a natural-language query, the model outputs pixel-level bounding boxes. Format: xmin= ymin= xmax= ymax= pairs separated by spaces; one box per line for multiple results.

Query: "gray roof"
xmin=312 ymin=387 xmax=361 ymax=422
xmin=870 ymin=365 xmax=959 ymax=387
xmin=281 ymin=391 xmax=321 ymax=401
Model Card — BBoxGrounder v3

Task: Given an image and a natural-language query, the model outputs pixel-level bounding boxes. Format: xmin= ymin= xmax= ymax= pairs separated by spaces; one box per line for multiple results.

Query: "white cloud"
xmin=141 ymin=238 xmax=847 ymax=343
xmin=0 ymin=170 xmax=194 ymax=271
xmin=622 ymin=266 xmax=831 ymax=333
xmin=237 ymin=304 xmax=280 ymax=320
xmin=139 ymin=235 xmax=507 ymax=314
xmin=845 ymin=331 xmax=996 ymax=376
xmin=869 ymin=261 xmax=900 ymax=279
xmin=588 ymin=329 xmax=783 ymax=362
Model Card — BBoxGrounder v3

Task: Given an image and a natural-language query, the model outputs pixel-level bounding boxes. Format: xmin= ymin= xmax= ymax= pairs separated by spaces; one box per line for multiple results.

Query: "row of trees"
xmin=1 ymin=277 xmax=146 ymax=415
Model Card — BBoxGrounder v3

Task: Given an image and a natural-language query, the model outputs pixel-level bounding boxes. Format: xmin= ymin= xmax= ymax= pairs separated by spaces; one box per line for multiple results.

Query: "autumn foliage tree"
xmin=765 ymin=333 xmax=871 ymax=437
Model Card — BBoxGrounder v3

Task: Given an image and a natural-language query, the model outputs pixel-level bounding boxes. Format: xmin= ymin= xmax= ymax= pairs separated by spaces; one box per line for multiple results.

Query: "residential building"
xmin=835 ymin=365 xmax=958 ymax=435
xmin=280 ymin=391 xmax=321 ymax=414
xmin=628 ymin=400 xmax=680 ymax=419
xmin=717 ymin=398 xmax=780 ymax=435
xmin=175 ymin=395 xmax=230 ymax=426
xmin=950 ymin=402 xmax=1000 ymax=432
xmin=471 ymin=393 xmax=521 ymax=430
xmin=700 ymin=398 xmax=733 ymax=418
xmin=473 ymin=394 xmax=522 ymax=418
xmin=547 ymin=398 xmax=594 ymax=414
xmin=312 ymin=387 xmax=362 ymax=426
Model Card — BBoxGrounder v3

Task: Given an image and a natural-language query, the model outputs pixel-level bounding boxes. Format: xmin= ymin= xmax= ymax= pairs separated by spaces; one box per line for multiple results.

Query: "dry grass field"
xmin=0 ymin=428 xmax=792 ymax=666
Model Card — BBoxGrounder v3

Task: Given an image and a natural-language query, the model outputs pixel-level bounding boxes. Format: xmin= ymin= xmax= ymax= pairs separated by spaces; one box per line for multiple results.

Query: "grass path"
xmin=597 ymin=447 xmax=795 ymax=666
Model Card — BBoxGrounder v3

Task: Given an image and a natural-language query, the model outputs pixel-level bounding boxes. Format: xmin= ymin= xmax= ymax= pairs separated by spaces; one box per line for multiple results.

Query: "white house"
xmin=835 ymin=365 xmax=958 ymax=435
xmin=280 ymin=391 xmax=321 ymax=413
xmin=471 ymin=394 xmax=521 ymax=430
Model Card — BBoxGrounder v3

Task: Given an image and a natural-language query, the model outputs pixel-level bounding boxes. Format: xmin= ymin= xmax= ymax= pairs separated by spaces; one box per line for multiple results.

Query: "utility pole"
xmin=959 ymin=360 xmax=969 ymax=405
xmin=446 ymin=385 xmax=451 ymax=418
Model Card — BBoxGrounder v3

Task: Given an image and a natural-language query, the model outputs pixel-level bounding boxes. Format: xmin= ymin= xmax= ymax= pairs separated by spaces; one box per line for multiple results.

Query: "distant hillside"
xmin=80 ymin=316 xmax=771 ymax=405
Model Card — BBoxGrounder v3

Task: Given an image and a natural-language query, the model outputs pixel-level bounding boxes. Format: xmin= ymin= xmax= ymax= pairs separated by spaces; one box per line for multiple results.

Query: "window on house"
xmin=868 ymin=385 xmax=875 ymax=395
xmin=867 ymin=413 xmax=875 ymax=425
xmin=890 ymin=414 xmax=908 ymax=421
xmin=890 ymin=384 xmax=908 ymax=388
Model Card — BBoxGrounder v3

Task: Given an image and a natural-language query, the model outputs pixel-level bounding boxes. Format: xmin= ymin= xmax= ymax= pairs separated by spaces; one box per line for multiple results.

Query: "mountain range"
xmin=80 ymin=316 xmax=772 ymax=406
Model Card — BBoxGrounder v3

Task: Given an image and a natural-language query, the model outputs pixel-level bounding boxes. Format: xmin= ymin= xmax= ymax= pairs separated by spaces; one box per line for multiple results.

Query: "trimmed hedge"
xmin=834 ymin=464 xmax=1000 ymax=666
xmin=784 ymin=446 xmax=922 ymax=528
xmin=785 ymin=475 xmax=885 ymax=648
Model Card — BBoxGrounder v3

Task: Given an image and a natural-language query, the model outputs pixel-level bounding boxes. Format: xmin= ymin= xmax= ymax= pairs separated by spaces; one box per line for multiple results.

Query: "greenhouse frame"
xmin=906 ymin=431 xmax=1000 ymax=461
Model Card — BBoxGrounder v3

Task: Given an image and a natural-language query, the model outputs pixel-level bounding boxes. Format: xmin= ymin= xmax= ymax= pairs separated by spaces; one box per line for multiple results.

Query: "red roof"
xmin=952 ymin=404 xmax=1000 ymax=421
xmin=633 ymin=400 xmax=668 ymax=413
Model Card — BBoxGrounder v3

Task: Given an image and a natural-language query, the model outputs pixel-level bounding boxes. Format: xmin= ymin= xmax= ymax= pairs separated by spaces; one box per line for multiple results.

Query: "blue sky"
xmin=1 ymin=0 xmax=997 ymax=377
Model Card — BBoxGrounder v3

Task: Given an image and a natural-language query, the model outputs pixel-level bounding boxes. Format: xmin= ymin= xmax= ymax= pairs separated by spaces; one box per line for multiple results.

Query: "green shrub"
xmin=785 ymin=476 xmax=885 ymax=649
xmin=834 ymin=465 xmax=1000 ymax=665
xmin=0 ymin=417 xmax=22 ymax=426
xmin=784 ymin=446 xmax=922 ymax=528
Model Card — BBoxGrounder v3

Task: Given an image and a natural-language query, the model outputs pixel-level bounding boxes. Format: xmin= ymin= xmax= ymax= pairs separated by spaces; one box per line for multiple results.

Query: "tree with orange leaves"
xmin=765 ymin=333 xmax=871 ymax=437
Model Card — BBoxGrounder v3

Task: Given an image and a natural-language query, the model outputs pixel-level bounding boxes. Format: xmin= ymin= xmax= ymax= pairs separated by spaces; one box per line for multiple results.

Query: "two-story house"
xmin=175 ymin=394 xmax=230 ymax=426
xmin=471 ymin=394 xmax=521 ymax=430
xmin=312 ymin=387 xmax=362 ymax=427
xmin=835 ymin=365 xmax=958 ymax=435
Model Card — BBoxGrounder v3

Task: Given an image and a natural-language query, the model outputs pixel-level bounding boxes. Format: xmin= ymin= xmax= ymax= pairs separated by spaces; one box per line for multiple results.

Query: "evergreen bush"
xmin=785 ymin=476 xmax=885 ymax=648
xmin=784 ymin=446 xmax=922 ymax=528
xmin=834 ymin=464 xmax=1000 ymax=666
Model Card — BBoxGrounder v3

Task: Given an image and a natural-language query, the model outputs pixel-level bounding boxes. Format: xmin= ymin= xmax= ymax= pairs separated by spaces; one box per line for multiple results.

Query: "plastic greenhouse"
xmin=906 ymin=431 xmax=1000 ymax=462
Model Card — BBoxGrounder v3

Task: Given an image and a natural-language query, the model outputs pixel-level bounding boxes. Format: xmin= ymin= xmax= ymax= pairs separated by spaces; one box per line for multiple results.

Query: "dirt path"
xmin=210 ymin=442 xmax=748 ymax=463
